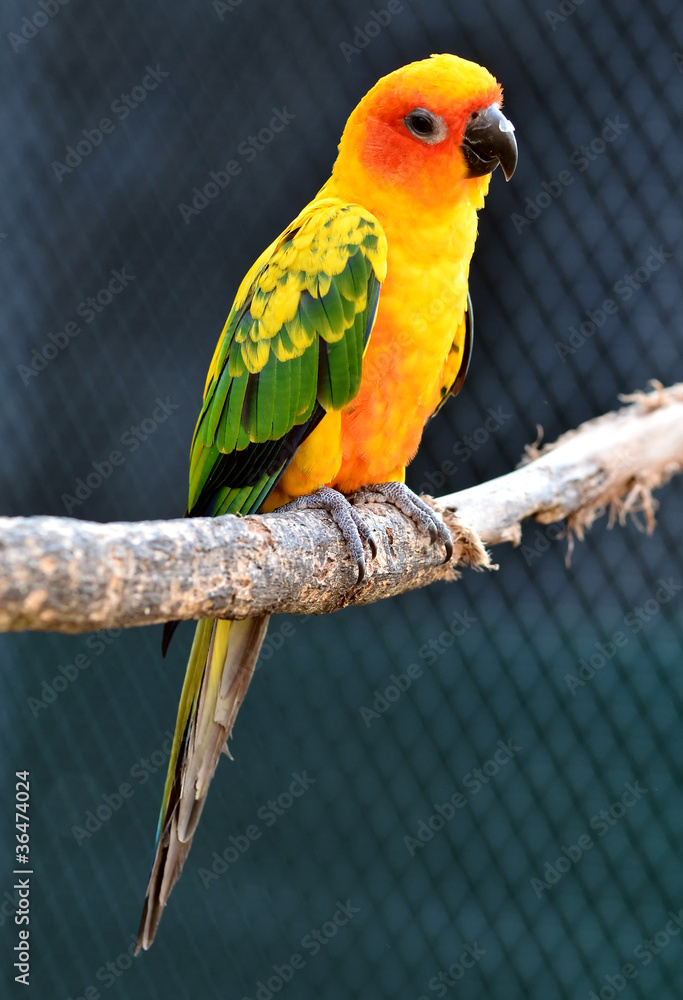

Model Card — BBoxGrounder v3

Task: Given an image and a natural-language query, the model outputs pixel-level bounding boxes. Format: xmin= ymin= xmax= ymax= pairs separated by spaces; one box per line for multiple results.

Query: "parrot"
xmin=136 ymin=52 xmax=517 ymax=951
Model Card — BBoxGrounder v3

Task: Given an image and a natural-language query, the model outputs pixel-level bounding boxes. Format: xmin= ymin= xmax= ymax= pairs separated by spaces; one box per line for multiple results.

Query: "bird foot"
xmin=278 ymin=486 xmax=378 ymax=583
xmin=349 ymin=482 xmax=454 ymax=562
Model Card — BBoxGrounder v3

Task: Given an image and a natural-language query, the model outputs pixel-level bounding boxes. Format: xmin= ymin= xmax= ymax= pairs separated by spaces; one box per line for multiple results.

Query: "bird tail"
xmin=136 ymin=614 xmax=269 ymax=952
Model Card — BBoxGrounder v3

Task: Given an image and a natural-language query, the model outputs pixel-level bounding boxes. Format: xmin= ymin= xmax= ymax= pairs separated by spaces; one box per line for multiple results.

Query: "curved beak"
xmin=461 ymin=104 xmax=517 ymax=181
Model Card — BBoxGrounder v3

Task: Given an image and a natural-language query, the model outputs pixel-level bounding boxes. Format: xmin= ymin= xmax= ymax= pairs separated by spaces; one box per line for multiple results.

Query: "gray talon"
xmin=350 ymin=482 xmax=453 ymax=563
xmin=279 ymin=486 xmax=377 ymax=583
xmin=279 ymin=482 xmax=452 ymax=579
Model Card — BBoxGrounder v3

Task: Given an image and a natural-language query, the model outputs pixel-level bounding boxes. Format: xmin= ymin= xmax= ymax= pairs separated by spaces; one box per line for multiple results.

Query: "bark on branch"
xmin=1 ymin=381 xmax=681 ymax=635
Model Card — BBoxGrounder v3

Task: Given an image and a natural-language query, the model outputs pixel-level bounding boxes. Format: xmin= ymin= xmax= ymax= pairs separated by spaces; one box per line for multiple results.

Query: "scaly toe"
xmin=278 ymin=487 xmax=378 ymax=583
xmin=351 ymin=482 xmax=453 ymax=563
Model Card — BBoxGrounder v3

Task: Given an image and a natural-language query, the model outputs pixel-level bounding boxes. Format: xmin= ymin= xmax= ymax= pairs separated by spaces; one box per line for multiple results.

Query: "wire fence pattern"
xmin=1 ymin=0 xmax=683 ymax=997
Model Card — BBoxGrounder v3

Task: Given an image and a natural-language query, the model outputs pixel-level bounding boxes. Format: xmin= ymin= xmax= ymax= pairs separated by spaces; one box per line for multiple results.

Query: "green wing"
xmin=187 ymin=199 xmax=387 ymax=517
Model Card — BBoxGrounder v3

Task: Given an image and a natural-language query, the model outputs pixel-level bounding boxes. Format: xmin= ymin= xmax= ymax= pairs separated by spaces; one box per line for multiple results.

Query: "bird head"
xmin=333 ymin=53 xmax=517 ymax=212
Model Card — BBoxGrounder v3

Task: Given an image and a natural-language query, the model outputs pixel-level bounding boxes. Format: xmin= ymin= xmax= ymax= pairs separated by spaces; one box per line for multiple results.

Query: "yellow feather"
xmin=285 ymin=315 xmax=316 ymax=351
xmin=271 ymin=332 xmax=304 ymax=362
xmin=241 ymin=337 xmax=269 ymax=373
xmin=249 ymin=289 xmax=269 ymax=320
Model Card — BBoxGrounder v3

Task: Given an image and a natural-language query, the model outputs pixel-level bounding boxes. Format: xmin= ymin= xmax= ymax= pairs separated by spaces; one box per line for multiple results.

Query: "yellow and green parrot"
xmin=136 ymin=52 xmax=517 ymax=950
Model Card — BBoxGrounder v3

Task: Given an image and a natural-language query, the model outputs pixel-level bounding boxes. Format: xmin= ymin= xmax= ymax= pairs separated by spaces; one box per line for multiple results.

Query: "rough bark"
xmin=1 ymin=381 xmax=681 ymax=635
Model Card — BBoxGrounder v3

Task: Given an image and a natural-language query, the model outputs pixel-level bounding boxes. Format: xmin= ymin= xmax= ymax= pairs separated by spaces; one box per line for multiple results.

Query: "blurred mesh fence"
xmin=1 ymin=0 xmax=683 ymax=997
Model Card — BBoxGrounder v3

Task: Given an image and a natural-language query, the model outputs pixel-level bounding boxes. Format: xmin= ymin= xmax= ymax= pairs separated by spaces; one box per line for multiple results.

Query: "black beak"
xmin=461 ymin=103 xmax=517 ymax=181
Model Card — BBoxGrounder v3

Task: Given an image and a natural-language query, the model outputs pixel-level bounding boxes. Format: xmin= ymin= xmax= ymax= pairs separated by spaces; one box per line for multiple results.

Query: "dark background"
xmin=2 ymin=0 xmax=683 ymax=997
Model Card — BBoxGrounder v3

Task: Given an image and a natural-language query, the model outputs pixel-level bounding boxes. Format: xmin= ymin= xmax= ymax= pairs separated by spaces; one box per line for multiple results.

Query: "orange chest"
xmin=334 ymin=230 xmax=474 ymax=490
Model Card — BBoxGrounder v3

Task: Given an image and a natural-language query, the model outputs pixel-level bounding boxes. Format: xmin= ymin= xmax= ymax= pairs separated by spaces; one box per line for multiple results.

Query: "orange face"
xmin=337 ymin=54 xmax=516 ymax=207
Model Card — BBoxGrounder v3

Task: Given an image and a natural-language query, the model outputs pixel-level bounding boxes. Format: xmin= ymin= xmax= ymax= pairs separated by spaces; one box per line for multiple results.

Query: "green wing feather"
xmin=188 ymin=198 xmax=387 ymax=518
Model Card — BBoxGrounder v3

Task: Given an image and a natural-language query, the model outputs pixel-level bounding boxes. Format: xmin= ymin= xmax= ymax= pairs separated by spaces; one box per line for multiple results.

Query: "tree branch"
xmin=1 ymin=382 xmax=682 ymax=635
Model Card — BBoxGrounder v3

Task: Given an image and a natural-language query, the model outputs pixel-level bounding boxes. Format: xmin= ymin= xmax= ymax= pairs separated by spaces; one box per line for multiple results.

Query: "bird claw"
xmin=279 ymin=482 xmax=453 ymax=584
xmin=278 ymin=486 xmax=378 ymax=583
xmin=350 ymin=482 xmax=454 ymax=563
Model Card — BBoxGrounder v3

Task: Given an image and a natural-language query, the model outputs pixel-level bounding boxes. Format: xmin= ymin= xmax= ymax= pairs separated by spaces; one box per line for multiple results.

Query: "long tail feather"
xmin=136 ymin=614 xmax=269 ymax=952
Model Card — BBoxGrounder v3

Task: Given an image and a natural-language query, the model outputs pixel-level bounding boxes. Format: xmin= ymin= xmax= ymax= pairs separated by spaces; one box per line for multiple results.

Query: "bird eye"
xmin=403 ymin=108 xmax=447 ymax=144
xmin=406 ymin=112 xmax=434 ymax=135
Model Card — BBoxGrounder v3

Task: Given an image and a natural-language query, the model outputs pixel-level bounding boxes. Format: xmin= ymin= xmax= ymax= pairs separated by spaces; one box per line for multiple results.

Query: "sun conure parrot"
xmin=136 ymin=52 xmax=517 ymax=951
